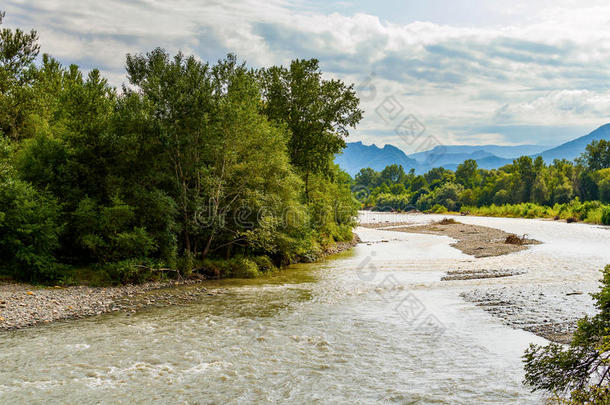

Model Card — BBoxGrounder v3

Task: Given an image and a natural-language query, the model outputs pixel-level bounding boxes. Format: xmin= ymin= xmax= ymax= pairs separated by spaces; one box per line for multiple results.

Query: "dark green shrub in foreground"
xmin=0 ymin=177 xmax=62 ymax=281
xmin=95 ymin=259 xmax=165 ymax=285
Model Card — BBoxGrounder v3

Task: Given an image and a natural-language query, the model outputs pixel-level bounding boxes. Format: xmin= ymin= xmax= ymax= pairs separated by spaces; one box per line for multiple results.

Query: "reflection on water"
xmin=2 ymin=214 xmax=608 ymax=404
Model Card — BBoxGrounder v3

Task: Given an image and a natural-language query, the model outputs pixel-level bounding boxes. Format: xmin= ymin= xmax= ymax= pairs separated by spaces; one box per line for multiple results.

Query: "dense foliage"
xmin=523 ymin=265 xmax=610 ymax=403
xmin=353 ymin=142 xmax=610 ymax=224
xmin=0 ymin=14 xmax=360 ymax=283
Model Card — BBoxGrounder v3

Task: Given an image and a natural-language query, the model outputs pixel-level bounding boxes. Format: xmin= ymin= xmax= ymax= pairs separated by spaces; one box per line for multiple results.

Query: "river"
xmin=1 ymin=213 xmax=609 ymax=404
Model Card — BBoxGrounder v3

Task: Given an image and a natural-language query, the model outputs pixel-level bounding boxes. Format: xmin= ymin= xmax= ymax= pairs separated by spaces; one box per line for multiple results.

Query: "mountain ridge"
xmin=336 ymin=124 xmax=610 ymax=176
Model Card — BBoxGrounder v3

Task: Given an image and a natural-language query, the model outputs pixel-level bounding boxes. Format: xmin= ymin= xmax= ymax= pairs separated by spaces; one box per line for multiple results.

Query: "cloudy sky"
xmin=4 ymin=0 xmax=610 ymax=152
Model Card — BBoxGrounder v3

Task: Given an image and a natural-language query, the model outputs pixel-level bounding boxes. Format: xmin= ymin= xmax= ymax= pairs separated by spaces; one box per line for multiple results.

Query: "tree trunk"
xmin=202 ymin=233 xmax=214 ymax=259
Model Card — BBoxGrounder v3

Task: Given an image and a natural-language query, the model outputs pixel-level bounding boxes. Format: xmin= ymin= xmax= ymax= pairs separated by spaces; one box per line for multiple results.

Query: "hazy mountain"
xmin=336 ymin=142 xmax=527 ymax=175
xmin=335 ymin=142 xmax=422 ymax=176
xmin=409 ymin=144 xmax=550 ymax=162
xmin=336 ymin=124 xmax=610 ymax=176
xmin=535 ymin=123 xmax=610 ymax=162
xmin=409 ymin=149 xmax=495 ymax=168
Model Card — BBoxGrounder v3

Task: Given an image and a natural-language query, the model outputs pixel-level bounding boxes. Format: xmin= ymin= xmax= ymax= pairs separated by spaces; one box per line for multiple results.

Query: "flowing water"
xmin=1 ymin=214 xmax=610 ymax=404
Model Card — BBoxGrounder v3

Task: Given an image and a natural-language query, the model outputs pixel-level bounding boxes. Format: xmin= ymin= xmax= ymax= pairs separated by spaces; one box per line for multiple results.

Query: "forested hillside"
xmin=0 ymin=13 xmax=361 ymax=284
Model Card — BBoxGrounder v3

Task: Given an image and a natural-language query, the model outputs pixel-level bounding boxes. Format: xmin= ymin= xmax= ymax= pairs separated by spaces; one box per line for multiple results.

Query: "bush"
xmin=373 ymin=193 xmax=413 ymax=212
xmin=201 ymin=256 xmax=261 ymax=279
xmin=602 ymin=208 xmax=610 ymax=225
xmin=429 ymin=204 xmax=448 ymax=213
xmin=73 ymin=196 xmax=157 ymax=262
xmin=0 ymin=177 xmax=63 ymax=281
xmin=252 ymin=255 xmax=277 ymax=273
xmin=95 ymin=259 xmax=165 ymax=285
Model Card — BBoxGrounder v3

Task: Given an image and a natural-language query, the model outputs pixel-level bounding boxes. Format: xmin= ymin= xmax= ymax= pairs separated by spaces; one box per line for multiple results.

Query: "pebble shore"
xmin=0 ymin=279 xmax=224 ymax=331
xmin=461 ymin=285 xmax=595 ymax=344
xmin=0 ymin=236 xmax=360 ymax=331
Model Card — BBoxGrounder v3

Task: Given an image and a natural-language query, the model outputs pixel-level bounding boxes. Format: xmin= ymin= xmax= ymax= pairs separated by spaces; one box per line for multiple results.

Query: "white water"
xmin=1 ymin=213 xmax=609 ymax=404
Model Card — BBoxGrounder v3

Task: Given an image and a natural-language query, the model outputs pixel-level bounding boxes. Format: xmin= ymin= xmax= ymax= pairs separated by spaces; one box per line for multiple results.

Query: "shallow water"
xmin=1 ymin=214 xmax=609 ymax=404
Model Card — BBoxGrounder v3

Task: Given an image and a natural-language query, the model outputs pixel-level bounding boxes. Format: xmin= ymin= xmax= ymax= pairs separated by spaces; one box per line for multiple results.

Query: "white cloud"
xmin=3 ymin=0 xmax=610 ymax=147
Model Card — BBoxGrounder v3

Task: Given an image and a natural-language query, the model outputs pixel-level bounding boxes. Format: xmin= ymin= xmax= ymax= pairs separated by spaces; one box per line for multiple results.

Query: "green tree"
xmin=513 ymin=156 xmax=536 ymax=202
xmin=0 ymin=11 xmax=40 ymax=138
xmin=259 ymin=59 xmax=363 ymax=199
xmin=579 ymin=140 xmax=610 ymax=171
xmin=455 ymin=159 xmax=480 ymax=189
xmin=354 ymin=167 xmax=379 ymax=192
xmin=531 ymin=174 xmax=550 ymax=204
xmin=125 ymin=48 xmax=213 ymax=255
xmin=379 ymin=164 xmax=406 ymax=185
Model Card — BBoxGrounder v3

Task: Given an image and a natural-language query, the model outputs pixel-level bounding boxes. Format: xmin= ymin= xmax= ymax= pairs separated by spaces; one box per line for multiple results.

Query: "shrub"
xmin=73 ymin=196 xmax=157 ymax=262
xmin=201 ymin=256 xmax=261 ymax=279
xmin=95 ymin=259 xmax=165 ymax=285
xmin=0 ymin=177 xmax=63 ymax=281
xmin=429 ymin=204 xmax=448 ymax=213
xmin=252 ymin=255 xmax=277 ymax=273
xmin=602 ymin=208 xmax=610 ymax=225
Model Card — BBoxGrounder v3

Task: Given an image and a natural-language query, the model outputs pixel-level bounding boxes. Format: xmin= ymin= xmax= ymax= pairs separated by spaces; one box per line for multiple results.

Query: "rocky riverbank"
xmin=0 ymin=234 xmax=360 ymax=331
xmin=461 ymin=285 xmax=594 ymax=344
xmin=0 ymin=280 xmax=228 ymax=331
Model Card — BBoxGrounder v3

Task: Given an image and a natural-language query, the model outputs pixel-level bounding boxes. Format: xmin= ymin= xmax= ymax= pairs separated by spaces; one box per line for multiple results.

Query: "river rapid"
xmin=1 ymin=213 xmax=609 ymax=404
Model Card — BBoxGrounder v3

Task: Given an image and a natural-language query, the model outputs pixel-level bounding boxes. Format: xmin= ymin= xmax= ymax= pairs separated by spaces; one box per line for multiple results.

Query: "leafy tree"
xmin=579 ymin=140 xmax=610 ymax=171
xmin=0 ymin=11 xmax=40 ymax=138
xmin=379 ymin=164 xmax=406 ymax=185
xmin=531 ymin=174 xmax=550 ymax=204
xmin=259 ymin=59 xmax=363 ymax=199
xmin=513 ymin=156 xmax=536 ymax=202
xmin=455 ymin=159 xmax=480 ymax=189
xmin=354 ymin=167 xmax=378 ymax=189
xmin=125 ymin=48 xmax=214 ymax=255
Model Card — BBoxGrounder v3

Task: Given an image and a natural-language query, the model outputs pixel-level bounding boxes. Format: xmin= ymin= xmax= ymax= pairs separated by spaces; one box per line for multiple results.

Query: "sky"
xmin=4 ymin=0 xmax=610 ymax=153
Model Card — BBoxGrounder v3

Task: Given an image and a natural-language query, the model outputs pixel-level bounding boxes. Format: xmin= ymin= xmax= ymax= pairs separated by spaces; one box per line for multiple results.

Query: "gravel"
xmin=461 ymin=285 xmax=595 ymax=344
xmin=0 ymin=235 xmax=359 ymax=331
xmin=0 ymin=280 xmax=224 ymax=331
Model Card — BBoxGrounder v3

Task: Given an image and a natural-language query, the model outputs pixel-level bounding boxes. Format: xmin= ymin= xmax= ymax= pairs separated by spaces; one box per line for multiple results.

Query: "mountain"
xmin=334 ymin=142 xmax=422 ymax=176
xmin=336 ymin=142 xmax=529 ymax=175
xmin=409 ymin=144 xmax=549 ymax=162
xmin=409 ymin=149 xmax=495 ymax=168
xmin=535 ymin=123 xmax=610 ymax=162
xmin=336 ymin=124 xmax=610 ymax=176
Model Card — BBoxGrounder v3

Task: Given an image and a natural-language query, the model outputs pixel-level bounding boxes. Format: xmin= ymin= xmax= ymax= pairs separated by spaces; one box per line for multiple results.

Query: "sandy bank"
xmin=361 ymin=219 xmax=540 ymax=258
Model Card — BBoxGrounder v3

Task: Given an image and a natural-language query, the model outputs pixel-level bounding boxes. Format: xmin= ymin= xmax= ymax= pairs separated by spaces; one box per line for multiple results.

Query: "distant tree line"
xmin=352 ymin=140 xmax=610 ymax=224
xmin=0 ymin=12 xmax=361 ymax=283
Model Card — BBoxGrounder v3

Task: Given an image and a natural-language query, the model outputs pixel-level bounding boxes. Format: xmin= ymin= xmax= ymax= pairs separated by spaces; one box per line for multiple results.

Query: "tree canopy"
xmin=0 ymin=13 xmax=359 ymax=283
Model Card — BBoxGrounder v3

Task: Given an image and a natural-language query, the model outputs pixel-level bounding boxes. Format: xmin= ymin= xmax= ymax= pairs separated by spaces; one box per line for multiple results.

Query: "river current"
xmin=2 ymin=213 xmax=610 ymax=404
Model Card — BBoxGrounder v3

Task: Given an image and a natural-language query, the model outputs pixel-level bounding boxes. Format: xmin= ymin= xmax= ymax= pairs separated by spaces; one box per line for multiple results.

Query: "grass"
xmin=460 ymin=200 xmax=610 ymax=225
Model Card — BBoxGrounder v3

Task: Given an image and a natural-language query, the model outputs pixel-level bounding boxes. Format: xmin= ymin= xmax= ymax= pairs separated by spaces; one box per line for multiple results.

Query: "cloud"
xmin=3 ymin=0 xmax=610 ymax=148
